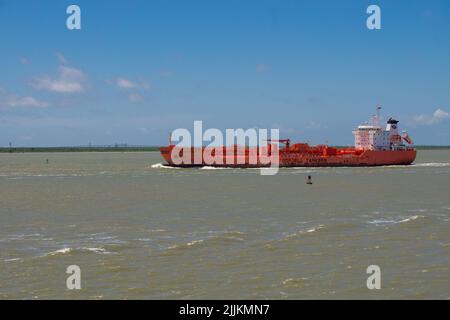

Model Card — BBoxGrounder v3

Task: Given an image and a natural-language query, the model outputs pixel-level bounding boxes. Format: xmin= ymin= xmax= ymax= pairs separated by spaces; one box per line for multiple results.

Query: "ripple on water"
xmin=367 ymin=215 xmax=425 ymax=226
xmin=43 ymin=247 xmax=115 ymax=257
xmin=161 ymin=231 xmax=245 ymax=255
xmin=281 ymin=277 xmax=310 ymax=288
xmin=264 ymin=224 xmax=326 ymax=249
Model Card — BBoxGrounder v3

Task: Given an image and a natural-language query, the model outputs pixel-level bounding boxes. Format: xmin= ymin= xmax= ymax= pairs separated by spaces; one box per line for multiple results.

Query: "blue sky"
xmin=0 ymin=0 xmax=449 ymax=146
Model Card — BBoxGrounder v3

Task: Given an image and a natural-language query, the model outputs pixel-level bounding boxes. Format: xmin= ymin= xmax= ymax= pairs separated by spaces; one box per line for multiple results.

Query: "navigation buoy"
xmin=46 ymin=159 xmax=49 ymax=164
xmin=307 ymin=175 xmax=313 ymax=185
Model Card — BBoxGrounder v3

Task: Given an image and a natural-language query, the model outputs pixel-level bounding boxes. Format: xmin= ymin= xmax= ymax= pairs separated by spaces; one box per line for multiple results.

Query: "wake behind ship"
xmin=159 ymin=112 xmax=417 ymax=167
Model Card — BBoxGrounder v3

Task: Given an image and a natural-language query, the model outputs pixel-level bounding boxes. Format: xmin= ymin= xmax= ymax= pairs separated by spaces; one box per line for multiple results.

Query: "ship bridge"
xmin=353 ymin=113 xmax=409 ymax=151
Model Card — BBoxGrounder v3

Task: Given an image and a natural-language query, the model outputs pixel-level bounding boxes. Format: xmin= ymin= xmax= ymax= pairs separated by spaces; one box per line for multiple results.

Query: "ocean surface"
xmin=0 ymin=151 xmax=449 ymax=299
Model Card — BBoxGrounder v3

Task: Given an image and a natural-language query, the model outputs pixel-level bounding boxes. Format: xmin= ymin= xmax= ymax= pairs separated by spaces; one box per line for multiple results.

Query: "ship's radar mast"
xmin=371 ymin=105 xmax=382 ymax=128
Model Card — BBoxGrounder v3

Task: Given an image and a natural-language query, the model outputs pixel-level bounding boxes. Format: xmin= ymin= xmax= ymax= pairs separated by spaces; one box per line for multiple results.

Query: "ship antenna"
xmin=375 ymin=105 xmax=382 ymax=127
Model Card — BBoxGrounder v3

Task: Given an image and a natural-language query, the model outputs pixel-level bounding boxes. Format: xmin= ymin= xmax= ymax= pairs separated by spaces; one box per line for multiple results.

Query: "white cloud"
xmin=434 ymin=109 xmax=450 ymax=120
xmin=128 ymin=93 xmax=144 ymax=103
xmin=56 ymin=52 xmax=68 ymax=64
xmin=116 ymin=77 xmax=136 ymax=89
xmin=31 ymin=66 xmax=86 ymax=93
xmin=413 ymin=108 xmax=450 ymax=125
xmin=6 ymin=96 xmax=49 ymax=108
xmin=113 ymin=77 xmax=149 ymax=102
xmin=0 ymin=88 xmax=49 ymax=109
xmin=115 ymin=77 xmax=149 ymax=90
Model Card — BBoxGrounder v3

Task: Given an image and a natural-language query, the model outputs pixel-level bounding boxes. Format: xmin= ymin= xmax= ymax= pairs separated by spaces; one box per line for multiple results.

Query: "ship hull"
xmin=159 ymin=146 xmax=417 ymax=168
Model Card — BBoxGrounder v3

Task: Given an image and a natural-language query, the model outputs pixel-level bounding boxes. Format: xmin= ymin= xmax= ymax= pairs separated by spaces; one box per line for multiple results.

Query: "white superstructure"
xmin=353 ymin=125 xmax=390 ymax=150
xmin=353 ymin=111 xmax=411 ymax=151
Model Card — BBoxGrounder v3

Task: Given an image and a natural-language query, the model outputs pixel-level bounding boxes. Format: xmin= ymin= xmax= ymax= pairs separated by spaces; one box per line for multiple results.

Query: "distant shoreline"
xmin=0 ymin=146 xmax=160 ymax=153
xmin=1 ymin=145 xmax=449 ymax=153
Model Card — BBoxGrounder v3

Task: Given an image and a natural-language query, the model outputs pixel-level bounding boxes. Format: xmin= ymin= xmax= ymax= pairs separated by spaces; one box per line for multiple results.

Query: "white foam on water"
xmin=200 ymin=166 xmax=229 ymax=170
xmin=164 ymin=231 xmax=245 ymax=252
xmin=87 ymin=235 xmax=117 ymax=242
xmin=282 ymin=277 xmax=309 ymax=287
xmin=167 ymin=239 xmax=204 ymax=250
xmin=367 ymin=219 xmax=397 ymax=225
xmin=398 ymin=215 xmax=424 ymax=223
xmin=413 ymin=163 xmax=450 ymax=167
xmin=45 ymin=246 xmax=113 ymax=256
xmin=3 ymin=258 xmax=21 ymax=262
xmin=3 ymin=233 xmax=43 ymax=241
xmin=83 ymin=247 xmax=113 ymax=254
xmin=368 ymin=215 xmax=425 ymax=225
xmin=149 ymin=229 xmax=167 ymax=233
xmin=267 ymin=224 xmax=326 ymax=247
xmin=206 ymin=230 xmax=244 ymax=236
xmin=306 ymin=225 xmax=325 ymax=233
xmin=185 ymin=239 xmax=204 ymax=246
xmin=148 ymin=162 xmax=450 ymax=172
xmin=150 ymin=163 xmax=179 ymax=169
xmin=48 ymin=248 xmax=72 ymax=255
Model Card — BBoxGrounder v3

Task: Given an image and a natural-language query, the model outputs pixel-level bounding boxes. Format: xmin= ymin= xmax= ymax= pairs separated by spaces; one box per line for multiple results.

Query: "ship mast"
xmin=375 ymin=105 xmax=382 ymax=127
xmin=371 ymin=105 xmax=382 ymax=128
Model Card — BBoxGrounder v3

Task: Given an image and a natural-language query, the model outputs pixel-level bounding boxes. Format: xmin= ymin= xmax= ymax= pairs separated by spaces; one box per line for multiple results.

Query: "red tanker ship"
xmin=159 ymin=112 xmax=416 ymax=168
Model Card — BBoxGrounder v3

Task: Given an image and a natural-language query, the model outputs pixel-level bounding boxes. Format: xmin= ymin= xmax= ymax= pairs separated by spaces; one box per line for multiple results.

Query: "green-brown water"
xmin=0 ymin=151 xmax=449 ymax=299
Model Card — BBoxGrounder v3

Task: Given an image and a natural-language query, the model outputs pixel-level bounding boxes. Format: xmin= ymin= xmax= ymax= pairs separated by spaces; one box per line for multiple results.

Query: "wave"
xmin=150 ymin=163 xmax=180 ymax=169
xmin=149 ymin=229 xmax=167 ymax=233
xmin=305 ymin=225 xmax=325 ymax=233
xmin=282 ymin=277 xmax=310 ymax=288
xmin=167 ymin=239 xmax=205 ymax=251
xmin=368 ymin=215 xmax=425 ymax=225
xmin=48 ymin=248 xmax=72 ymax=255
xmin=163 ymin=231 xmax=245 ymax=253
xmin=368 ymin=219 xmax=397 ymax=225
xmin=148 ymin=162 xmax=450 ymax=171
xmin=285 ymin=224 xmax=325 ymax=238
xmin=412 ymin=163 xmax=450 ymax=167
xmin=151 ymin=163 xmax=234 ymax=170
xmin=398 ymin=215 xmax=424 ymax=223
xmin=264 ymin=224 xmax=325 ymax=248
xmin=44 ymin=247 xmax=113 ymax=256
xmin=2 ymin=258 xmax=21 ymax=262
xmin=0 ymin=233 xmax=49 ymax=242
xmin=206 ymin=230 xmax=244 ymax=236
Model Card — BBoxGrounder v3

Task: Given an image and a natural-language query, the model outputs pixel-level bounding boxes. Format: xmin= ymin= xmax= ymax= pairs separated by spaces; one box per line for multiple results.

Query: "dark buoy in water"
xmin=307 ymin=175 xmax=313 ymax=185
xmin=46 ymin=159 xmax=49 ymax=164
